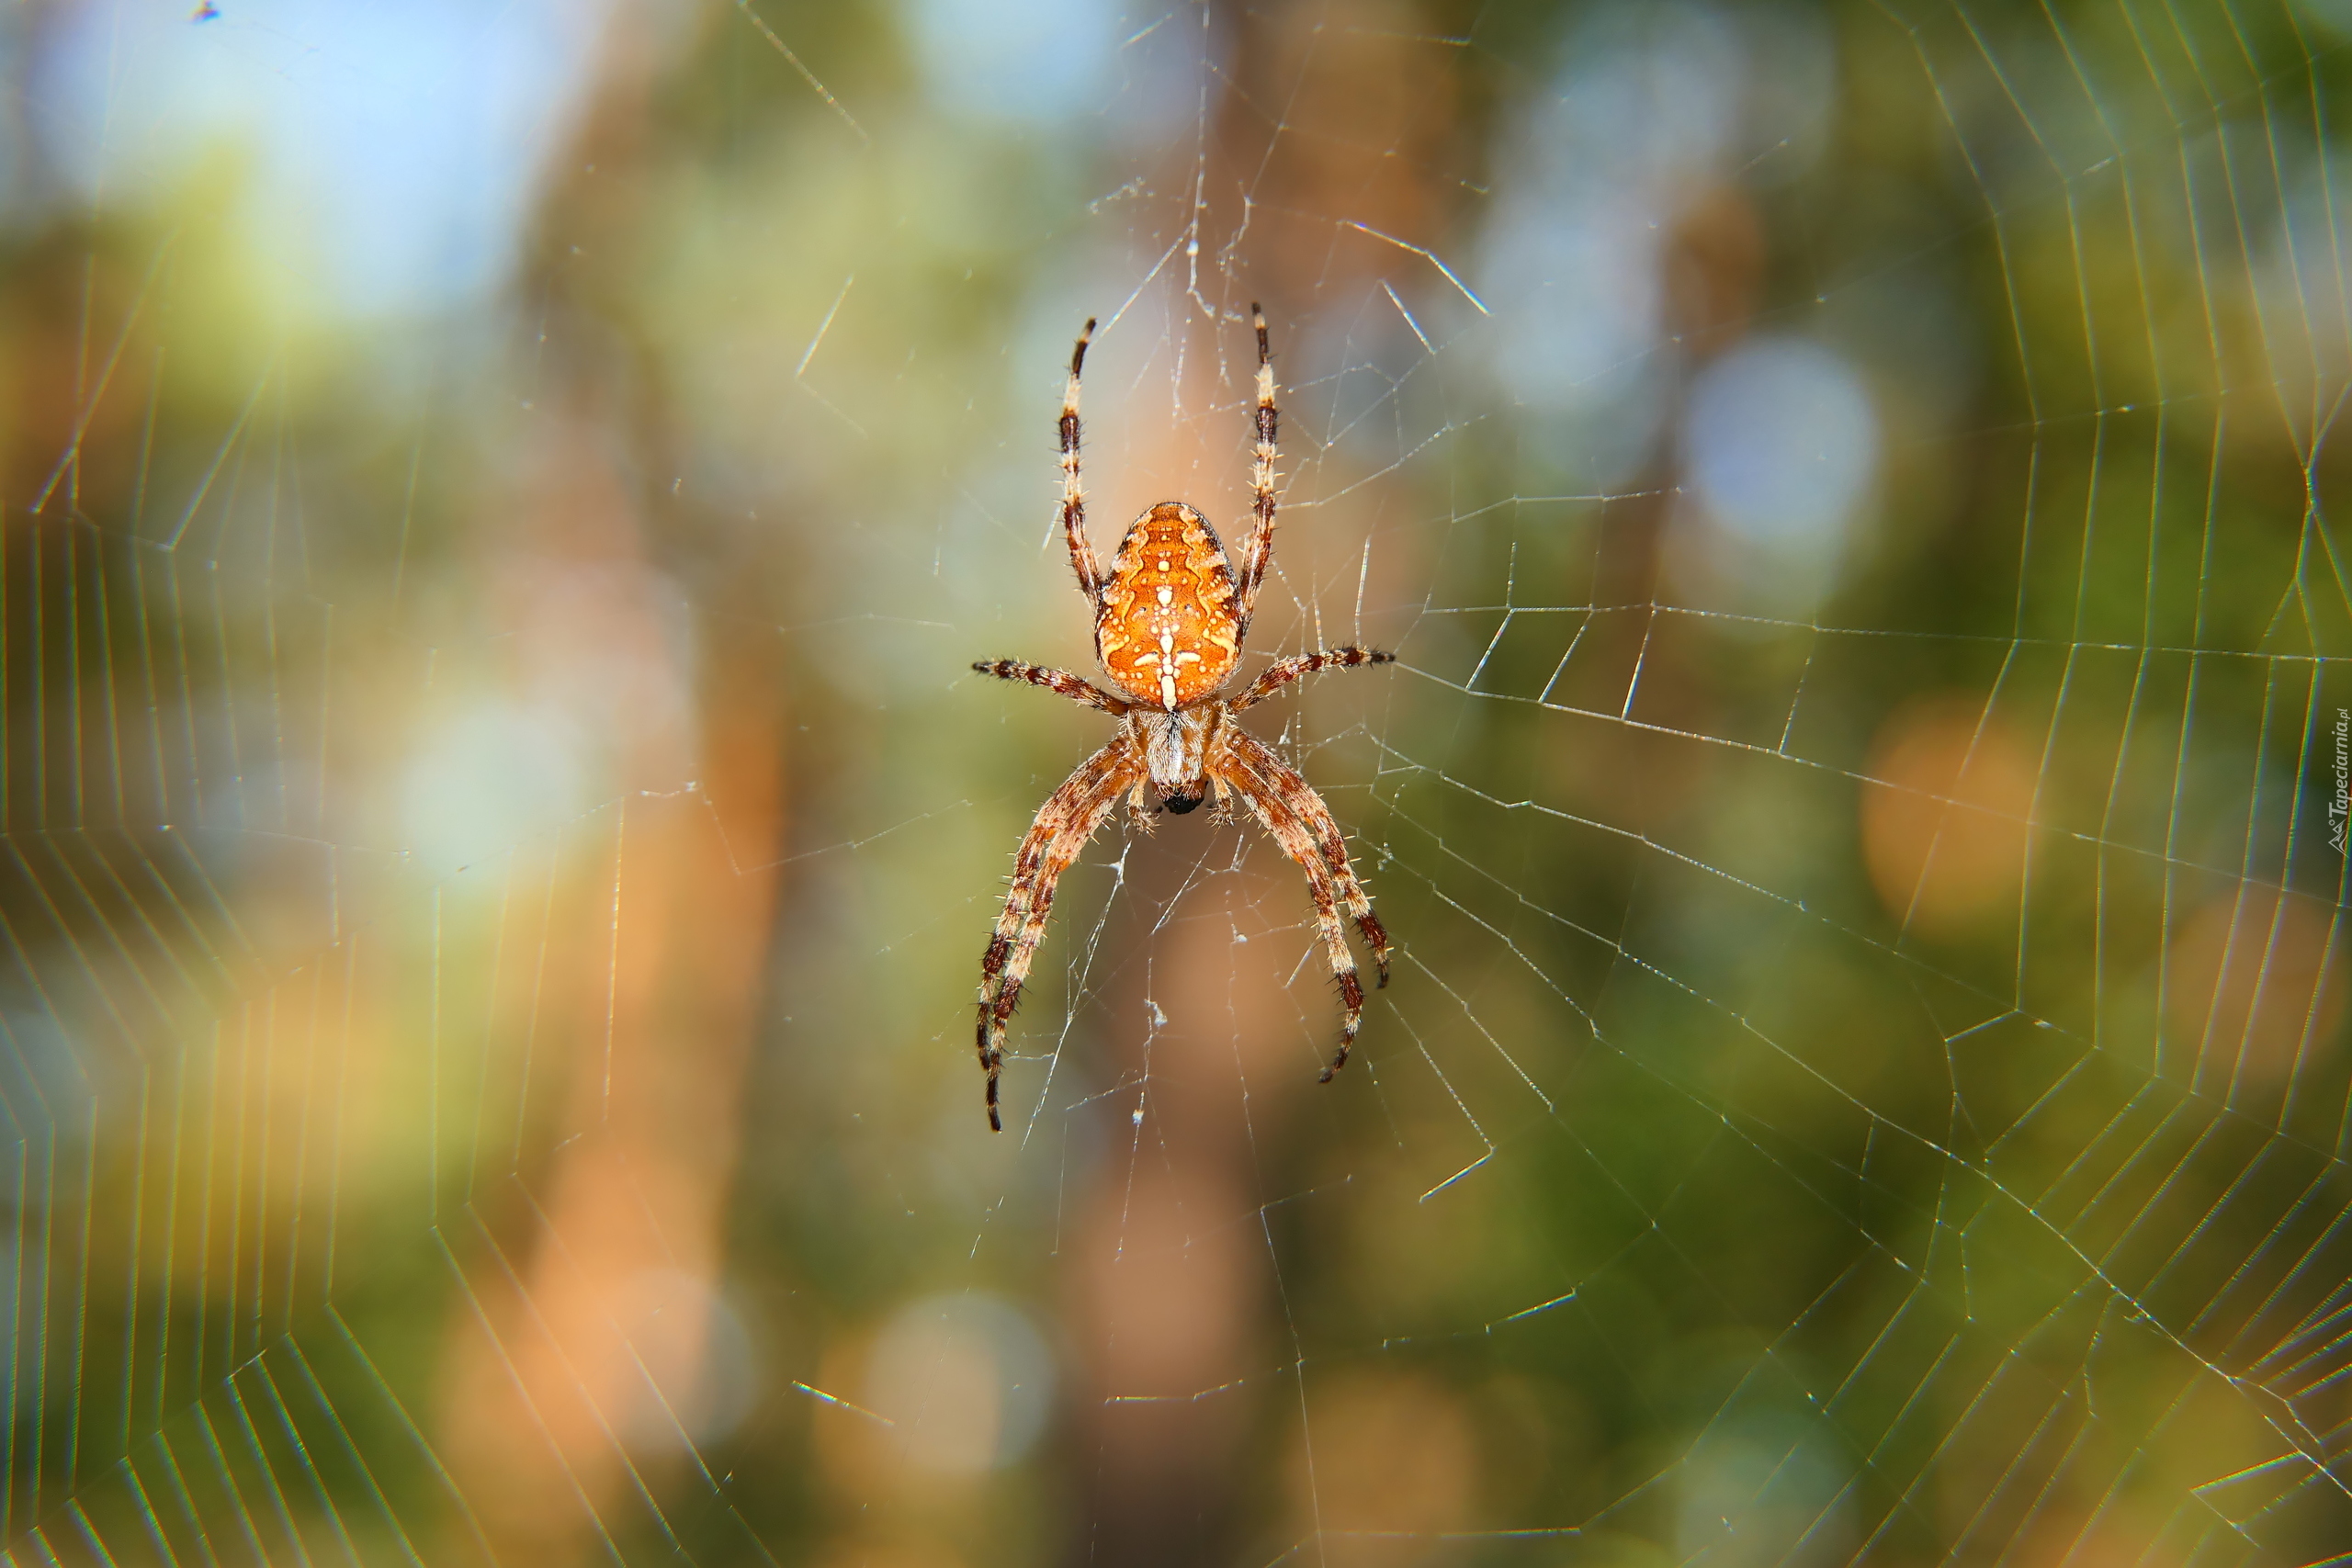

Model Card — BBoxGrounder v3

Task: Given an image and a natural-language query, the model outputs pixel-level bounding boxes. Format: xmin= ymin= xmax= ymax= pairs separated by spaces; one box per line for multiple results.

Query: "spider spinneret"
xmin=968 ymin=307 xmax=1397 ymax=1131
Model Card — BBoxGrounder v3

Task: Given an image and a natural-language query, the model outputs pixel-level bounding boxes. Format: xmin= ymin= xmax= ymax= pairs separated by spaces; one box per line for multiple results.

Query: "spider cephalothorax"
xmin=969 ymin=307 xmax=1396 ymax=1131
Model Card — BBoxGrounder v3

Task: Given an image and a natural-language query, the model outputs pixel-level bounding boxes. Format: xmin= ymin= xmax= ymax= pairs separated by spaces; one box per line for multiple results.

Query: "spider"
xmin=970 ymin=306 xmax=1395 ymax=1131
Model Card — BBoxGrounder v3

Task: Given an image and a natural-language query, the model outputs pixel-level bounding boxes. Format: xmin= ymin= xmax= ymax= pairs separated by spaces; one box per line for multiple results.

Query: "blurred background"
xmin=2 ymin=0 xmax=2350 ymax=1562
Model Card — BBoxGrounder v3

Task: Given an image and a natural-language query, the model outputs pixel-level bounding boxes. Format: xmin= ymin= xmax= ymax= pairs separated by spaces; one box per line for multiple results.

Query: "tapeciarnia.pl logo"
xmin=2333 ymin=708 xmax=2349 ymax=855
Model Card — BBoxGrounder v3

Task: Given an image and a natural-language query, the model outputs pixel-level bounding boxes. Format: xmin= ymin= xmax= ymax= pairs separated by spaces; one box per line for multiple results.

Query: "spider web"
xmin=5 ymin=0 xmax=2352 ymax=1563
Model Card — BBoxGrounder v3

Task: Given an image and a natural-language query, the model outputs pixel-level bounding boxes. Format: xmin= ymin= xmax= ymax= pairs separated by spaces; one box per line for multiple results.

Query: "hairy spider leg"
xmin=1226 ymin=726 xmax=1391 ymax=990
xmin=1236 ymin=302 xmax=1281 ymax=633
xmin=977 ymin=732 xmax=1140 ymax=1131
xmin=1217 ymin=731 xmax=1374 ymax=1078
xmin=972 ymin=659 xmax=1130 ymax=715
xmin=1060 ymin=318 xmax=1104 ymax=602
xmin=1230 ymin=645 xmax=1396 ymax=713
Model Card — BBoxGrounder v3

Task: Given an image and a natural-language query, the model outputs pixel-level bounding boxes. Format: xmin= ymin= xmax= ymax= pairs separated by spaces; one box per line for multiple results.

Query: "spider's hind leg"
xmin=1057 ymin=319 xmax=1105 ymax=602
xmin=1237 ymin=303 xmax=1282 ymax=632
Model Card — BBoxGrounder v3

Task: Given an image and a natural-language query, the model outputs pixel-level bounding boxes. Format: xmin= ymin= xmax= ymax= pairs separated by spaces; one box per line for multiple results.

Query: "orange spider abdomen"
xmin=1095 ymin=502 xmax=1240 ymax=709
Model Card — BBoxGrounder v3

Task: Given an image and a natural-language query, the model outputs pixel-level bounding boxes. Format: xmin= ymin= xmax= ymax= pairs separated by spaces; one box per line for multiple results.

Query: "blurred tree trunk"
xmin=429 ymin=7 xmax=789 ymax=1561
xmin=1062 ymin=4 xmax=1462 ymax=1560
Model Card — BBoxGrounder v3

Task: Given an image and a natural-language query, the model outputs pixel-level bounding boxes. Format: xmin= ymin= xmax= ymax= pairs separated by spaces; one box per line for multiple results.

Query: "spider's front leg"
xmin=977 ymin=734 xmax=1140 ymax=1130
xmin=1214 ymin=732 xmax=1386 ymax=1080
xmin=1227 ymin=727 xmax=1392 ymax=990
